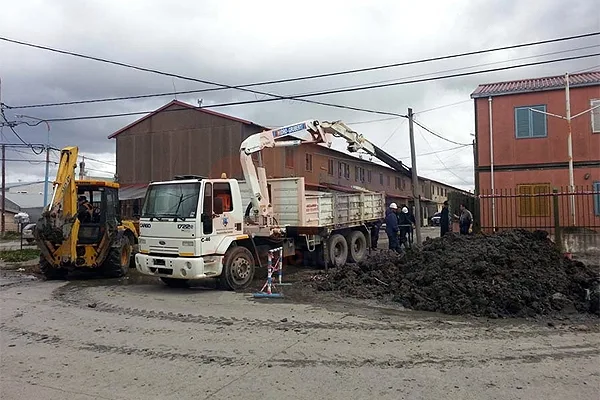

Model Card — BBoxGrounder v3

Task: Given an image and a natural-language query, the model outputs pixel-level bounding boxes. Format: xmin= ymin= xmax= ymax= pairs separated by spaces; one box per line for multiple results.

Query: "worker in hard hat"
xmin=397 ymin=206 xmax=412 ymax=249
xmin=385 ymin=203 xmax=400 ymax=252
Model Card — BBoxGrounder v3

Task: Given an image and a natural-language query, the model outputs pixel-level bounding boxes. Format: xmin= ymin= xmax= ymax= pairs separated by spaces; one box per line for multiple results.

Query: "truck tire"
xmin=124 ymin=231 xmax=137 ymax=268
xmin=39 ymin=257 xmax=67 ymax=280
xmin=220 ymin=246 xmax=255 ymax=291
xmin=346 ymin=230 xmax=368 ymax=263
xmin=100 ymin=238 xmax=131 ymax=278
xmin=327 ymin=233 xmax=348 ymax=268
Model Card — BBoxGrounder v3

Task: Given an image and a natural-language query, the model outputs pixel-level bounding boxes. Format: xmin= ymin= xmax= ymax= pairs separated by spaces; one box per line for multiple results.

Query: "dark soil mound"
xmin=317 ymin=229 xmax=599 ymax=318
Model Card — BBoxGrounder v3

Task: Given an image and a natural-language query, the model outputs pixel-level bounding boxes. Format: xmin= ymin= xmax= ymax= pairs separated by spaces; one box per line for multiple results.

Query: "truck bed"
xmin=238 ymin=177 xmax=385 ymax=229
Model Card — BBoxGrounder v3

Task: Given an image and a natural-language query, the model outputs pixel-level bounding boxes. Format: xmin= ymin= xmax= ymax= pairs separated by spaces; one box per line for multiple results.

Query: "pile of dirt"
xmin=317 ymin=230 xmax=599 ymax=318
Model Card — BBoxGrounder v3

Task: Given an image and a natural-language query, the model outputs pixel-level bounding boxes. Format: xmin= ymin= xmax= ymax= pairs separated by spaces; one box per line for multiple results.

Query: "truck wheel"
xmin=39 ymin=257 xmax=67 ymax=280
xmin=100 ymin=238 xmax=131 ymax=278
xmin=125 ymin=232 xmax=137 ymax=268
xmin=220 ymin=246 xmax=255 ymax=291
xmin=327 ymin=234 xmax=348 ymax=268
xmin=347 ymin=230 xmax=368 ymax=263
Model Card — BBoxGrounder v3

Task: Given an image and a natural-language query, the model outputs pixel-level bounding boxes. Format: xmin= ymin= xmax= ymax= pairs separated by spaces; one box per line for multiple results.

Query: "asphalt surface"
xmin=1 ymin=264 xmax=598 ymax=400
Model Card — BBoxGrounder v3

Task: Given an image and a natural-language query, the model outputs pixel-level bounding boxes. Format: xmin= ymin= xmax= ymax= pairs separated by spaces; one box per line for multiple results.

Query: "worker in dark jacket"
xmin=385 ymin=203 xmax=400 ymax=252
xmin=440 ymin=201 xmax=450 ymax=236
xmin=370 ymin=218 xmax=383 ymax=250
xmin=397 ymin=206 xmax=412 ymax=248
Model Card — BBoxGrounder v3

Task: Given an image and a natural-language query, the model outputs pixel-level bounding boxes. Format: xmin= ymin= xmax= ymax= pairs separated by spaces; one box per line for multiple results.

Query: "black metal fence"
xmin=478 ymin=185 xmax=600 ymax=234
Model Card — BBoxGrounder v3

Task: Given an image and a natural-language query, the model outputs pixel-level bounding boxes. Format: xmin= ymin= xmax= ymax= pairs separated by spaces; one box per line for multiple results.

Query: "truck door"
xmin=200 ymin=181 xmax=234 ymax=255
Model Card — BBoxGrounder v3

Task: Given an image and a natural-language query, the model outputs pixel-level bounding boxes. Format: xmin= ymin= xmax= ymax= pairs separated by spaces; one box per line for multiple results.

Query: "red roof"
xmin=470 ymin=70 xmax=600 ymax=99
xmin=108 ymin=100 xmax=267 ymax=139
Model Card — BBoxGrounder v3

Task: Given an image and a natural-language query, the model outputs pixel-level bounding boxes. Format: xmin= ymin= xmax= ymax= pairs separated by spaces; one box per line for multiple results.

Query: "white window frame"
xmin=591 ymin=99 xmax=600 ymax=134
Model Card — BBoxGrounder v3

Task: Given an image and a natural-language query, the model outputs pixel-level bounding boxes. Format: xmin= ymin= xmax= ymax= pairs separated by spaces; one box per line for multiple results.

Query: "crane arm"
xmin=239 ymin=120 xmax=332 ymax=221
xmin=319 ymin=121 xmax=410 ymax=176
xmin=34 ymin=146 xmax=80 ymax=264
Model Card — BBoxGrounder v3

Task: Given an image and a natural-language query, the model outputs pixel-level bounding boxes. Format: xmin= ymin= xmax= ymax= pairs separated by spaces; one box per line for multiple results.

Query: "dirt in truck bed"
xmin=316 ymin=229 xmax=600 ymax=319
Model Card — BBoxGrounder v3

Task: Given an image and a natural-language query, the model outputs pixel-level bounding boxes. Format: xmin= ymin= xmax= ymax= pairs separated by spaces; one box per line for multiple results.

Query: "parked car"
xmin=430 ymin=212 xmax=442 ymax=226
xmin=21 ymin=223 xmax=36 ymax=244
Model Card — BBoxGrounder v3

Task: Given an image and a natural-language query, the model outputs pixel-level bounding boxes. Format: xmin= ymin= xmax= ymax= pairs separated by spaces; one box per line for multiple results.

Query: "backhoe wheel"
xmin=327 ymin=233 xmax=348 ymax=268
xmin=39 ymin=257 xmax=67 ymax=280
xmin=346 ymin=230 xmax=368 ymax=263
xmin=220 ymin=246 xmax=255 ymax=291
xmin=100 ymin=238 xmax=131 ymax=278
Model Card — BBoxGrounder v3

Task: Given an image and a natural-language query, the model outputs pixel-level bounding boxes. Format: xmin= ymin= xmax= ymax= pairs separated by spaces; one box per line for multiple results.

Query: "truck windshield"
xmin=141 ymin=183 xmax=201 ymax=221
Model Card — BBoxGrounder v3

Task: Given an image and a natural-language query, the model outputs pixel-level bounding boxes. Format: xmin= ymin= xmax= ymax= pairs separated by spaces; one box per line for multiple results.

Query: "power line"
xmin=18 ymin=51 xmax=600 ymax=126
xmin=8 ymin=43 xmax=599 ymax=111
xmin=2 ymin=31 xmax=599 ymax=109
xmin=412 ymin=118 xmax=472 ymax=146
xmin=416 ymin=126 xmax=471 ymax=185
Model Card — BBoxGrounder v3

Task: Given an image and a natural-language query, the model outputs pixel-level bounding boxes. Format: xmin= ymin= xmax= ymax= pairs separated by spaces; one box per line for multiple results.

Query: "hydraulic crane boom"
xmin=239 ymin=119 xmax=410 ymax=227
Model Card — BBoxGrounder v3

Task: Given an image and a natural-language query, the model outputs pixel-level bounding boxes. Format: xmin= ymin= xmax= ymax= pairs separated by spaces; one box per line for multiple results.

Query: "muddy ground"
xmin=1 ymin=261 xmax=599 ymax=400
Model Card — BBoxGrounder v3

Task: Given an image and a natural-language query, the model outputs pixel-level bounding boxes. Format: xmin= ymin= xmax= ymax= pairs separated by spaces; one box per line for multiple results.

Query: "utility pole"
xmin=1 ymin=144 xmax=5 ymax=235
xmin=408 ymin=108 xmax=422 ymax=245
xmin=16 ymin=115 xmax=51 ymax=207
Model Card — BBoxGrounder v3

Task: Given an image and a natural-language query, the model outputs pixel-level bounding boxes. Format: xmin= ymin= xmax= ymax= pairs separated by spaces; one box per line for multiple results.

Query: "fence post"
xmin=552 ymin=188 xmax=562 ymax=251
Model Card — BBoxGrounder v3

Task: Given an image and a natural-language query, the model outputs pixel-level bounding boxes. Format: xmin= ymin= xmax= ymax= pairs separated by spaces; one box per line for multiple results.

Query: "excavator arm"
xmin=34 ymin=146 xmax=81 ymax=265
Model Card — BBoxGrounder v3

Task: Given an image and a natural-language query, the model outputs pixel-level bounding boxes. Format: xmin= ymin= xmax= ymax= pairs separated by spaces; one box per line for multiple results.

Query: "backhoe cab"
xmin=34 ymin=147 xmax=138 ymax=279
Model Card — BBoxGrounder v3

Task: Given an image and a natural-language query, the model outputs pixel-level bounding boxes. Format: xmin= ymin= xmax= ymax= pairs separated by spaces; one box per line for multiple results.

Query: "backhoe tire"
xmin=327 ymin=233 xmax=348 ymax=268
xmin=346 ymin=230 xmax=368 ymax=263
xmin=39 ymin=257 xmax=67 ymax=280
xmin=220 ymin=246 xmax=255 ymax=291
xmin=100 ymin=237 xmax=131 ymax=278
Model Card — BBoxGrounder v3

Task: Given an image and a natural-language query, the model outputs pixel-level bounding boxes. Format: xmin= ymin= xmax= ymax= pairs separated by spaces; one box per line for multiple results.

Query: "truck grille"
xmin=149 ymin=246 xmax=179 ymax=255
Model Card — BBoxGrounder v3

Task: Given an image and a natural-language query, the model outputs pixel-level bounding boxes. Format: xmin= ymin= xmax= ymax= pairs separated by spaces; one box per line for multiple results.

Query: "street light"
xmin=14 ymin=114 xmax=51 ymax=208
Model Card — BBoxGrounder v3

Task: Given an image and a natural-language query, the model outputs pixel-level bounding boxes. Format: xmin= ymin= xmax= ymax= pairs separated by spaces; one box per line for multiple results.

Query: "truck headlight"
xmin=182 ymin=241 xmax=194 ymax=247
xmin=139 ymin=238 xmax=146 ymax=244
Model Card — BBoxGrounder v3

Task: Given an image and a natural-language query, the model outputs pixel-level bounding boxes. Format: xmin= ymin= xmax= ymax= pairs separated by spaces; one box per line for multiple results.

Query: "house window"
xmin=515 ymin=105 xmax=547 ymax=138
xmin=338 ymin=161 xmax=343 ymax=178
xmin=367 ymin=170 xmax=372 ymax=183
xmin=339 ymin=162 xmax=349 ymax=179
xmin=285 ymin=148 xmax=294 ymax=168
xmin=379 ymin=173 xmax=384 ymax=185
xmin=517 ymin=183 xmax=551 ymax=217
xmin=355 ymin=166 xmax=359 ymax=181
xmin=594 ymin=181 xmax=600 ymax=216
xmin=387 ymin=176 xmax=390 ymax=186
xmin=402 ymin=179 xmax=406 ymax=190
xmin=328 ymin=159 xmax=334 ymax=175
xmin=395 ymin=177 xmax=401 ymax=189
xmin=591 ymin=99 xmax=600 ymax=133
xmin=305 ymin=153 xmax=313 ymax=172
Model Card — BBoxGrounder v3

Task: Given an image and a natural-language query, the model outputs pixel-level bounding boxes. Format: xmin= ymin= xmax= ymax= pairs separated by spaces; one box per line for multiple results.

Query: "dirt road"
xmin=1 ymin=269 xmax=599 ymax=400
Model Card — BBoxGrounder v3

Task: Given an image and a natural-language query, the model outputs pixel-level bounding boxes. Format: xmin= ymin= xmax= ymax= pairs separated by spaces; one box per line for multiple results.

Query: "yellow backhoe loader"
xmin=34 ymin=146 xmax=139 ymax=279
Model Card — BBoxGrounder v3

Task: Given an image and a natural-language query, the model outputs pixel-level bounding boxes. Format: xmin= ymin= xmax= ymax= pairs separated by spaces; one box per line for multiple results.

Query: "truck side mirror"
xmin=214 ymin=197 xmax=224 ymax=215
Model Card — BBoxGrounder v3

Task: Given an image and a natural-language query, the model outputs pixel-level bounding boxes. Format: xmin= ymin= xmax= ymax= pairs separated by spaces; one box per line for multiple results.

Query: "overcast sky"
xmin=1 ymin=0 xmax=599 ymax=191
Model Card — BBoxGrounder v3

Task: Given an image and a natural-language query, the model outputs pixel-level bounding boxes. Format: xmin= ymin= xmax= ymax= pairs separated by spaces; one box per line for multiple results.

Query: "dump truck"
xmin=34 ymin=146 xmax=139 ymax=279
xmin=134 ymin=119 xmax=411 ymax=290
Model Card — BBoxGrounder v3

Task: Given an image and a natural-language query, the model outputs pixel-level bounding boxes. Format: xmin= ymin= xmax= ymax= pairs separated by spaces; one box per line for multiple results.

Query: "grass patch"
xmin=1 ymin=231 xmax=22 ymax=241
xmin=0 ymin=248 xmax=40 ymax=263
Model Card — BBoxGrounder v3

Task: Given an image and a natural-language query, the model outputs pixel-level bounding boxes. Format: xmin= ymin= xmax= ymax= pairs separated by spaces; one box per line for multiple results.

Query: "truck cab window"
xmin=213 ymin=182 xmax=233 ymax=212
xmin=203 ymin=183 xmax=213 ymax=234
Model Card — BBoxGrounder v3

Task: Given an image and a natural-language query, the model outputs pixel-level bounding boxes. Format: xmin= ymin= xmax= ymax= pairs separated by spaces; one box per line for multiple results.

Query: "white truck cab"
xmin=135 ymin=175 xmax=256 ymax=289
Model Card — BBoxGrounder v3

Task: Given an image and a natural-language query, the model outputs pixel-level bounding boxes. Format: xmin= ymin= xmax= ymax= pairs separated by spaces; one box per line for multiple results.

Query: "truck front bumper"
xmin=135 ymin=253 xmax=223 ymax=280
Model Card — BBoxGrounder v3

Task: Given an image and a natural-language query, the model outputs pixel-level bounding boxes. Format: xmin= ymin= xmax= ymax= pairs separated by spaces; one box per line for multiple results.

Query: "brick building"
xmin=471 ymin=71 xmax=600 ymax=229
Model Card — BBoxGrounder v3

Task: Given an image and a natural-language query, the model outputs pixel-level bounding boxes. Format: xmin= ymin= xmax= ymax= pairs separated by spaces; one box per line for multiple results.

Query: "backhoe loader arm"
xmin=34 ymin=146 xmax=80 ymax=265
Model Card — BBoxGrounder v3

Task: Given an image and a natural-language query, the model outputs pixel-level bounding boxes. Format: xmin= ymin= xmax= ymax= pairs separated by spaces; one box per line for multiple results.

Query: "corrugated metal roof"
xmin=470 ymin=71 xmax=600 ymax=98
xmin=5 ymin=193 xmax=44 ymax=209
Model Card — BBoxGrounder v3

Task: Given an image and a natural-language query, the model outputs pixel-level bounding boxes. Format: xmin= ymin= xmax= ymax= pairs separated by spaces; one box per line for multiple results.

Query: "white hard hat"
xmin=402 ymin=207 xmax=409 ymax=213
xmin=389 ymin=202 xmax=398 ymax=209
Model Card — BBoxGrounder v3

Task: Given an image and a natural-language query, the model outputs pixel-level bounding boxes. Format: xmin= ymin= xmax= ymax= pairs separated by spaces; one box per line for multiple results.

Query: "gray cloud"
xmin=1 ymin=0 xmax=598 ymax=191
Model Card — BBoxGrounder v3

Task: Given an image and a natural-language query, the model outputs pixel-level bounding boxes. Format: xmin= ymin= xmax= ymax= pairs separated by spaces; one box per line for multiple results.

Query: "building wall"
xmin=260 ymin=144 xmax=414 ymax=200
xmin=475 ymin=85 xmax=600 ymax=171
xmin=115 ymin=104 xmax=264 ymax=184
